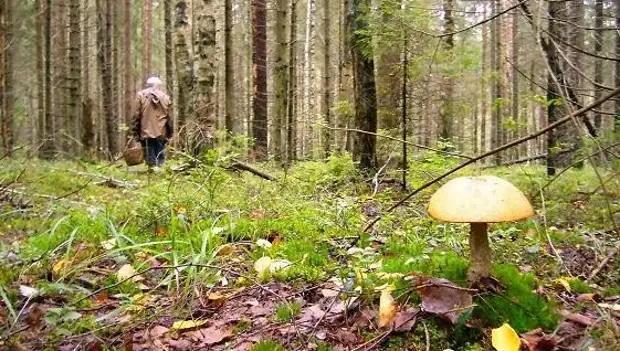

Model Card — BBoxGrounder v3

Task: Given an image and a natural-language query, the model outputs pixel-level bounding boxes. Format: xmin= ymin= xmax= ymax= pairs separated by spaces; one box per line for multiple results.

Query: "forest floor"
xmin=0 ymin=150 xmax=619 ymax=351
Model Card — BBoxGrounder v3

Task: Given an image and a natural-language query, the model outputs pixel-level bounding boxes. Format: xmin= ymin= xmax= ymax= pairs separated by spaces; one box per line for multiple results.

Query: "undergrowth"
xmin=0 ymin=150 xmax=618 ymax=349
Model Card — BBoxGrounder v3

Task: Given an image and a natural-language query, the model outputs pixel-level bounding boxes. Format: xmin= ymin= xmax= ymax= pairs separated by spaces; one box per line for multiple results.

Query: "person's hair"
xmin=146 ymin=76 xmax=163 ymax=88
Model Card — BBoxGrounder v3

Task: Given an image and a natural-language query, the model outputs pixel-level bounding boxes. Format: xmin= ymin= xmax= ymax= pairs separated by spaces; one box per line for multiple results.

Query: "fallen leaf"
xmin=520 ymin=328 xmax=558 ymax=351
xmin=216 ymin=244 xmax=235 ymax=256
xmin=249 ymin=210 xmax=263 ymax=220
xmin=378 ymin=287 xmax=397 ymax=328
xmin=19 ymin=285 xmax=39 ymax=298
xmin=94 ymin=291 xmax=109 ymax=305
xmin=117 ymin=264 xmax=143 ymax=282
xmin=187 ymin=327 xmax=232 ymax=345
xmin=207 ymin=292 xmax=226 ymax=308
xmin=52 ymin=259 xmax=73 ymax=274
xmin=171 ymin=319 xmax=208 ymax=331
xmin=256 ymin=239 xmax=272 ymax=248
xmin=154 ymin=225 xmax=168 ymax=236
xmin=415 ymin=277 xmax=474 ymax=324
xmin=554 ymin=278 xmax=572 ymax=293
xmin=254 ymin=256 xmax=272 ymax=279
xmin=576 ymin=293 xmax=598 ymax=302
xmin=393 ymin=307 xmax=419 ymax=332
xmin=320 ymin=288 xmax=339 ymax=298
xmin=559 ymin=309 xmax=593 ymax=326
xmin=101 ymin=238 xmax=116 ymax=250
xmin=147 ymin=325 xmax=169 ymax=339
xmin=299 ymin=304 xmax=326 ymax=323
xmin=269 ymin=259 xmax=291 ymax=273
xmin=598 ymin=303 xmax=620 ymax=311
xmin=491 ymin=323 xmax=521 ymax=351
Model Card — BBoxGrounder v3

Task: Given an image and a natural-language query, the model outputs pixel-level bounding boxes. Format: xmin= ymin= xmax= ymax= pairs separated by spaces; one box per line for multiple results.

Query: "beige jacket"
xmin=132 ymin=87 xmax=172 ymax=140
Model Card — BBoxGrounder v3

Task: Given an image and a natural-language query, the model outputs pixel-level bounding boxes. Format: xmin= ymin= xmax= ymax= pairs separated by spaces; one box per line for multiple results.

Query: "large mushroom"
xmin=427 ymin=175 xmax=534 ymax=283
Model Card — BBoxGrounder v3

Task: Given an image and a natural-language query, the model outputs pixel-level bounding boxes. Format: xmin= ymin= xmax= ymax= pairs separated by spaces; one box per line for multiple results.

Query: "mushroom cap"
xmin=428 ymin=175 xmax=534 ymax=223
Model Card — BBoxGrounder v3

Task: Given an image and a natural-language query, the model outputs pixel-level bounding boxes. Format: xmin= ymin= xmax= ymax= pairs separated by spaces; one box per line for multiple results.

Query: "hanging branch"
xmin=362 ymin=88 xmax=620 ymax=234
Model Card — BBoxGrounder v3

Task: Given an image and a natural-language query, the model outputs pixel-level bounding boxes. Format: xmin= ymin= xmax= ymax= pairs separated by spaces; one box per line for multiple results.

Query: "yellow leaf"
xmin=378 ymin=287 xmax=397 ymax=328
xmin=555 ymin=278 xmax=572 ymax=293
xmin=117 ymin=264 xmax=144 ymax=282
xmin=52 ymin=259 xmax=73 ymax=274
xmin=171 ymin=320 xmax=208 ymax=331
xmin=254 ymin=256 xmax=273 ymax=279
xmin=491 ymin=323 xmax=521 ymax=351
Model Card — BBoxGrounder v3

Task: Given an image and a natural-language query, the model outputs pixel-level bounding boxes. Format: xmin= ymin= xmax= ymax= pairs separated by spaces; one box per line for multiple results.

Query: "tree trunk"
xmin=42 ymin=0 xmax=55 ymax=158
xmin=616 ymin=1 xmax=620 ymax=132
xmin=35 ymin=0 xmax=46 ymax=154
xmin=97 ymin=0 xmax=117 ymax=157
xmin=193 ymin=0 xmax=216 ymax=147
xmin=287 ymin=0 xmax=298 ymax=165
xmin=510 ymin=11 xmax=519 ymax=159
xmin=439 ymin=0 xmax=454 ymax=143
xmin=400 ymin=0 xmax=408 ymax=189
xmin=546 ymin=0 xmax=563 ymax=177
xmin=302 ymin=0 xmax=315 ymax=157
xmin=323 ymin=0 xmax=331 ymax=156
xmin=1 ymin=0 xmax=13 ymax=156
xmin=82 ymin=0 xmax=94 ymax=157
xmin=347 ymin=0 xmax=377 ymax=172
xmin=164 ymin=0 xmax=174 ymax=130
xmin=273 ymin=0 xmax=288 ymax=162
xmin=124 ymin=0 xmax=133 ymax=139
xmin=490 ymin=0 xmax=502 ymax=165
xmin=143 ymin=0 xmax=152 ymax=81
xmin=252 ymin=0 xmax=268 ymax=160
xmin=68 ymin=0 xmax=82 ymax=154
xmin=224 ymin=0 xmax=235 ymax=135
xmin=593 ymin=0 xmax=603 ymax=130
xmin=480 ymin=3 xmax=487 ymax=154
xmin=174 ymin=0 xmax=192 ymax=131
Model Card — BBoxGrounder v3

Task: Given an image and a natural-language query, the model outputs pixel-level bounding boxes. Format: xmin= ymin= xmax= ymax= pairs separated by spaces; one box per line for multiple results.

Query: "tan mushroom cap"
xmin=428 ymin=175 xmax=534 ymax=223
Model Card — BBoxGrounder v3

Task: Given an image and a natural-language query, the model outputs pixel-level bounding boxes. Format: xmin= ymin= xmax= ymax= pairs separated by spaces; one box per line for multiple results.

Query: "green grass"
xmin=0 ymin=152 xmax=618 ymax=347
xmin=275 ymin=301 xmax=302 ymax=322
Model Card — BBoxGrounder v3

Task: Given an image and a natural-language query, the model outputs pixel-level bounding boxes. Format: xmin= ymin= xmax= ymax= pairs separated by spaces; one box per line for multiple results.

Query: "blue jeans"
xmin=141 ymin=138 xmax=166 ymax=167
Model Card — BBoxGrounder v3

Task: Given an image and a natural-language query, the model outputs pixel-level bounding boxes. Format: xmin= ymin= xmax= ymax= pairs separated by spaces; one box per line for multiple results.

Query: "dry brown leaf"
xmin=414 ymin=277 xmax=474 ymax=324
xmin=520 ymin=328 xmax=558 ymax=351
xmin=393 ymin=307 xmax=419 ymax=332
xmin=217 ymin=244 xmax=235 ymax=256
xmin=378 ymin=288 xmax=397 ymax=328
xmin=249 ymin=210 xmax=263 ymax=219
xmin=188 ymin=327 xmax=232 ymax=345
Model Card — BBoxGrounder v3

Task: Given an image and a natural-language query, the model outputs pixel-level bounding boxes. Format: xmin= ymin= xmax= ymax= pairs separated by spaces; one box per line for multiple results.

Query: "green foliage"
xmin=275 ymin=301 xmax=302 ymax=322
xmin=252 ymin=341 xmax=286 ymax=351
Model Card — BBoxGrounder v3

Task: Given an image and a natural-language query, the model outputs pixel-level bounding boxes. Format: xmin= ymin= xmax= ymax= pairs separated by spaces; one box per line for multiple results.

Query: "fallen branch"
xmin=588 ymin=241 xmax=620 ymax=281
xmin=362 ymin=87 xmax=620 ymax=234
xmin=321 ymin=125 xmax=473 ymax=159
xmin=228 ymin=159 xmax=277 ymax=181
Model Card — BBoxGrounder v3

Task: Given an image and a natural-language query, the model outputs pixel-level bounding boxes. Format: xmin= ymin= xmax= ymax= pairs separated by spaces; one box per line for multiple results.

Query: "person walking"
xmin=132 ymin=76 xmax=173 ymax=168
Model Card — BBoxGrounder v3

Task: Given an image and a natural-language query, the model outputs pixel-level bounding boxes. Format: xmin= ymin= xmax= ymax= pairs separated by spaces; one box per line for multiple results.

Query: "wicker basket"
xmin=124 ymin=145 xmax=144 ymax=166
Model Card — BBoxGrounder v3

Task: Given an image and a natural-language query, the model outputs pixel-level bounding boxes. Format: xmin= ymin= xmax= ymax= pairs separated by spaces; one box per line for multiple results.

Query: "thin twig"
xmin=321 ymin=125 xmax=473 ymax=159
xmin=351 ymin=329 xmax=392 ymax=351
xmin=589 ymin=241 xmax=620 ymax=281
xmin=361 ymin=87 xmax=620 ymax=234
xmin=423 ymin=321 xmax=430 ymax=351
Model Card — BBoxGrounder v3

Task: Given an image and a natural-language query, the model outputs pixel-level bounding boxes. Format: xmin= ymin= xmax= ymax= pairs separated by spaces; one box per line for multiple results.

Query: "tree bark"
xmin=68 ymin=0 xmax=82 ymax=154
xmin=273 ymin=0 xmax=288 ymax=162
xmin=323 ymin=0 xmax=331 ymax=156
xmin=546 ymin=0 xmax=563 ymax=177
xmin=174 ymin=0 xmax=192 ymax=131
xmin=490 ymin=0 xmax=502 ymax=165
xmin=593 ymin=0 xmax=603 ymax=130
xmin=511 ymin=11 xmax=520 ymax=159
xmin=164 ymin=0 xmax=174 ymax=131
xmin=347 ymin=0 xmax=378 ymax=171
xmin=42 ymin=0 xmax=55 ymax=158
xmin=252 ymin=0 xmax=268 ymax=160
xmin=224 ymin=0 xmax=235 ymax=135
xmin=480 ymin=3 xmax=487 ymax=154
xmin=400 ymin=0 xmax=408 ymax=189
xmin=439 ymin=0 xmax=454 ymax=143
xmin=616 ymin=1 xmax=620 ymax=132
xmin=1 ymin=0 xmax=13 ymax=156
xmin=302 ymin=0 xmax=315 ymax=157
xmin=193 ymin=0 xmax=216 ymax=147
xmin=286 ymin=0 xmax=298 ymax=165
xmin=35 ymin=0 xmax=46 ymax=154
xmin=97 ymin=0 xmax=117 ymax=157
xmin=123 ymin=0 xmax=133 ymax=140
xmin=143 ymin=0 xmax=152 ymax=81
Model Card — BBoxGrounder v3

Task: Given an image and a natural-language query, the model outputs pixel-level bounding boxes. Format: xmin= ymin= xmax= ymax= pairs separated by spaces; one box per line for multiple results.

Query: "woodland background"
xmin=0 ymin=0 xmax=619 ymax=171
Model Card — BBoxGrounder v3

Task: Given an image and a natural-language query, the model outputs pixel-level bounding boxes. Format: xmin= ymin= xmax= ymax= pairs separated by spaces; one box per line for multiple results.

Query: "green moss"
xmin=275 ymin=301 xmax=301 ymax=322
xmin=252 ymin=341 xmax=287 ymax=351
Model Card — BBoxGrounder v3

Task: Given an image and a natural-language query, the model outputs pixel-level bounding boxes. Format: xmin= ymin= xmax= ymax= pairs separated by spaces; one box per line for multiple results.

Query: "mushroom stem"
xmin=468 ymin=222 xmax=492 ymax=283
